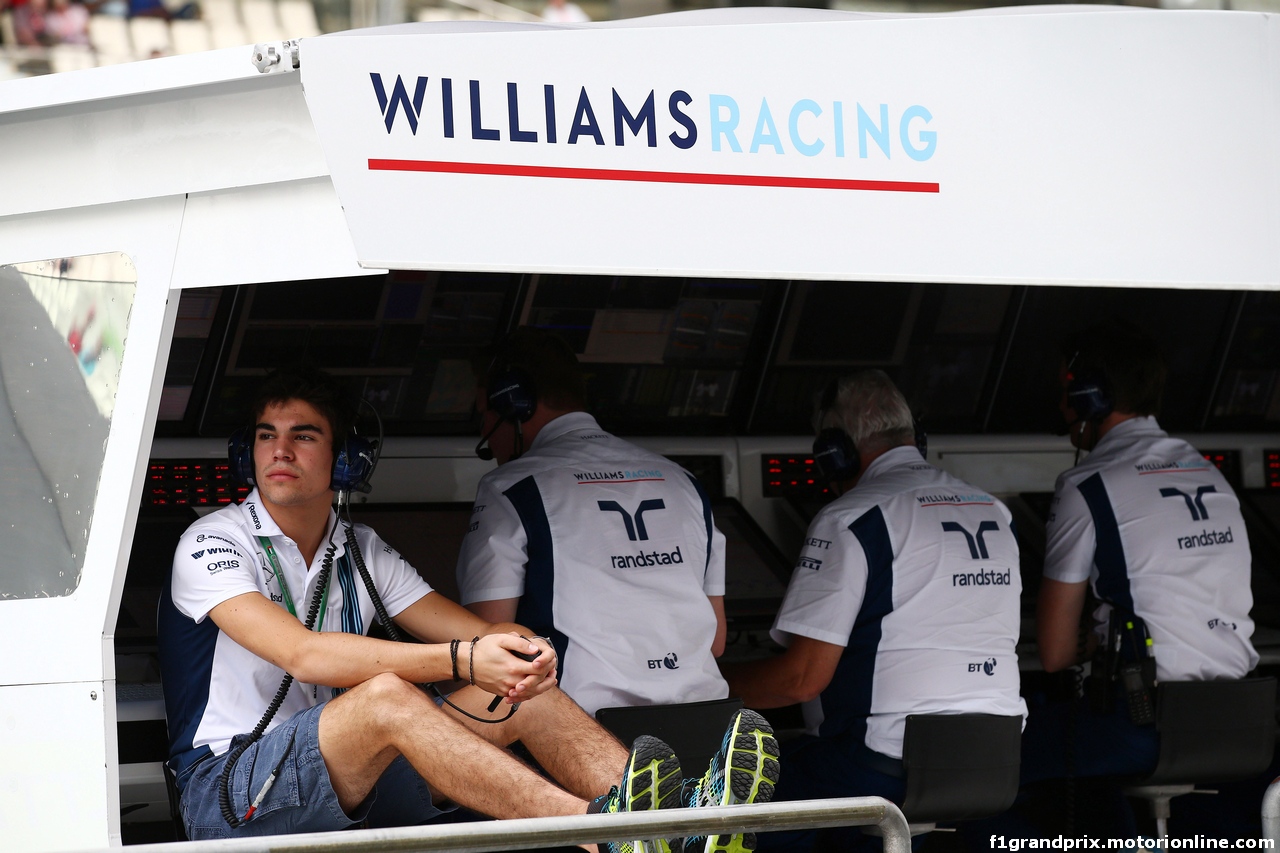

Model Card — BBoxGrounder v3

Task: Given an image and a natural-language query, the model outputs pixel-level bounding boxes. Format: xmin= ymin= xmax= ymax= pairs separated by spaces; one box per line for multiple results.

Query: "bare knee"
xmin=348 ymin=672 xmax=437 ymax=731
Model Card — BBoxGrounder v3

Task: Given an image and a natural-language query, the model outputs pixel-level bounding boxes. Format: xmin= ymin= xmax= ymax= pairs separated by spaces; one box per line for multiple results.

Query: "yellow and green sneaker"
xmin=682 ymin=709 xmax=781 ymax=853
xmin=594 ymin=735 xmax=684 ymax=853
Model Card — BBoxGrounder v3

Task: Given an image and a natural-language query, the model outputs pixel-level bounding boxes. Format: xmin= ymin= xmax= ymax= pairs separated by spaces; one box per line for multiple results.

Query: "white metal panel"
xmin=0 ymin=59 xmax=325 ymax=219
xmin=172 ymin=177 xmax=381 ymax=288
xmin=301 ymin=10 xmax=1280 ymax=287
xmin=0 ymin=196 xmax=183 ymax=852
xmin=0 ymin=682 xmax=115 ymax=852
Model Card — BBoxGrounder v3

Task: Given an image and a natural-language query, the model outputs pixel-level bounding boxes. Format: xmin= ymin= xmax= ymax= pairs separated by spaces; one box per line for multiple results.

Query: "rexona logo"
xmin=366 ymin=74 xmax=938 ymax=164
xmin=648 ymin=652 xmax=679 ymax=670
xmin=247 ymin=503 xmax=262 ymax=530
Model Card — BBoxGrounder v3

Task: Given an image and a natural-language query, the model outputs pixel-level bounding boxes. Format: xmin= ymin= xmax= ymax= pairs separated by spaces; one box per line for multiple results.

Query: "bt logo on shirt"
xmin=648 ymin=652 xmax=679 ymax=670
xmin=967 ymin=657 xmax=997 ymax=676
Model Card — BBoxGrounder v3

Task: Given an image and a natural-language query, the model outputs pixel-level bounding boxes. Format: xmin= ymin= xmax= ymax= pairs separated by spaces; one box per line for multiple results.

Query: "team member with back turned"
xmin=158 ymin=364 xmax=778 ymax=853
xmin=457 ymin=329 xmax=774 ymax=853
xmin=723 ymin=370 xmax=1026 ymax=852
xmin=1026 ymin=321 xmax=1257 ymax=782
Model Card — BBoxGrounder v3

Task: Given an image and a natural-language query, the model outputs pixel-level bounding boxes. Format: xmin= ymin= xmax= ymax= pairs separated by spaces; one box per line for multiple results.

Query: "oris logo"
xmin=648 ymin=653 xmax=679 ymax=670
xmin=207 ymin=559 xmax=241 ymax=574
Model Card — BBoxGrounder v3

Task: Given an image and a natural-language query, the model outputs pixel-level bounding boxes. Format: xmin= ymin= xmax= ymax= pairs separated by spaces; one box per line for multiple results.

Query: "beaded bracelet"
xmin=449 ymin=638 xmax=461 ymax=682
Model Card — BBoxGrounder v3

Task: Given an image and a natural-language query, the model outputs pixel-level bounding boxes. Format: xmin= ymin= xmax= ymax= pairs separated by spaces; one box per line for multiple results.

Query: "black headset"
xmin=1064 ymin=357 xmax=1114 ymax=423
xmin=475 ymin=363 xmax=538 ymax=461
xmin=227 ymin=405 xmax=380 ymax=494
xmin=811 ymin=379 xmax=928 ymax=484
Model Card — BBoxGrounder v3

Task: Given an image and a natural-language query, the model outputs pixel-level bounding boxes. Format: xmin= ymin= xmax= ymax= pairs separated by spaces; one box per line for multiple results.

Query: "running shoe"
xmin=594 ymin=735 xmax=684 ymax=853
xmin=682 ymin=709 xmax=781 ymax=853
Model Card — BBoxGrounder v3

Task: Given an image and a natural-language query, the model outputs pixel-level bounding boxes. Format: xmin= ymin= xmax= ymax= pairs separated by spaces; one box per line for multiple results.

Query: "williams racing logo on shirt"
xmin=574 ymin=469 xmax=665 ymax=484
xmin=191 ymin=547 xmax=244 ymax=560
xmin=917 ymin=493 xmax=994 ymax=507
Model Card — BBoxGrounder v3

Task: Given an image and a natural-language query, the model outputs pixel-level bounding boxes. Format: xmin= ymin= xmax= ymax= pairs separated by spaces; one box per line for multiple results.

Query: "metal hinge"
xmin=251 ymin=40 xmax=301 ymax=74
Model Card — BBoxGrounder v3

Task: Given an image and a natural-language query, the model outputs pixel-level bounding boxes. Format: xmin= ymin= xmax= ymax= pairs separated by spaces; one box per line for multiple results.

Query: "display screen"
xmin=200 ymin=271 xmax=523 ymax=435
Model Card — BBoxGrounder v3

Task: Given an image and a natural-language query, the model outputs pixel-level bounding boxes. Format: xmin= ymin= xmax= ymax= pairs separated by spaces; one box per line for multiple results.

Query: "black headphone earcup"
xmin=227 ymin=426 xmax=256 ymax=487
xmin=331 ymin=435 xmax=377 ymax=494
xmin=813 ymin=427 xmax=860 ymax=483
xmin=488 ymin=367 xmax=537 ymax=423
xmin=1066 ymin=369 xmax=1113 ymax=422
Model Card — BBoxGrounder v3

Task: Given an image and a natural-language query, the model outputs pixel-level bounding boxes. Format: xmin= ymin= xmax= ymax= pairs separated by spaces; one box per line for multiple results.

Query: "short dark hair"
xmin=482 ymin=327 xmax=587 ymax=412
xmin=250 ymin=364 xmax=356 ymax=446
xmin=1061 ymin=321 xmax=1167 ymax=416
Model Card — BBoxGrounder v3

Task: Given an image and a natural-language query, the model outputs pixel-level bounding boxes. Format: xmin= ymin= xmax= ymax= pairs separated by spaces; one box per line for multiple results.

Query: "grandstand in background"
xmin=3 ymin=0 xmax=1280 ymax=82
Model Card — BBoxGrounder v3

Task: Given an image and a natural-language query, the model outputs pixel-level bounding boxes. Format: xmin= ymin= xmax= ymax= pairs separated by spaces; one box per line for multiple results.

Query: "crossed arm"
xmin=209 ymin=589 xmax=558 ymax=704
xmin=468 ymin=594 xmax=730 ymax=657
xmin=720 ymin=635 xmax=844 ymax=709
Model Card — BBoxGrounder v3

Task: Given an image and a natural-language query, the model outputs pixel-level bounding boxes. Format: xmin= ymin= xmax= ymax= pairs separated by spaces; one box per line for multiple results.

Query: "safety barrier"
xmin=79 ymin=797 xmax=911 ymax=853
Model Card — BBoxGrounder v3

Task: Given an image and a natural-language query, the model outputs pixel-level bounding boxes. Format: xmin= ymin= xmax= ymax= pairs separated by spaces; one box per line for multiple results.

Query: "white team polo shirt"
xmin=1044 ymin=416 xmax=1258 ymax=681
xmin=159 ymin=490 xmax=433 ymax=780
xmin=457 ymin=412 xmax=729 ymax=716
xmin=772 ymin=446 xmax=1027 ymax=759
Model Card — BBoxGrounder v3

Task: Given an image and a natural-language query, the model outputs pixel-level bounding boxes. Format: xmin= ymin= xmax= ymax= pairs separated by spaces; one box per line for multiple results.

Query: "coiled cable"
xmin=218 ymin=536 xmax=337 ymax=828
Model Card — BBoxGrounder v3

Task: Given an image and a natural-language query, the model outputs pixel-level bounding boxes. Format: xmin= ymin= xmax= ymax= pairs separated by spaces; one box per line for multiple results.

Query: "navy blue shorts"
xmin=180 ymin=702 xmax=451 ymax=840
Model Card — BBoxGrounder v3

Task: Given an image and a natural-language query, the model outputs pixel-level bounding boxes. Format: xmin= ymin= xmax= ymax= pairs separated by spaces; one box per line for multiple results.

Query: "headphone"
xmin=475 ymin=363 xmax=538 ymax=461
xmin=811 ymin=379 xmax=928 ymax=484
xmin=227 ymin=403 xmax=381 ymax=494
xmin=1064 ymin=361 xmax=1114 ymax=423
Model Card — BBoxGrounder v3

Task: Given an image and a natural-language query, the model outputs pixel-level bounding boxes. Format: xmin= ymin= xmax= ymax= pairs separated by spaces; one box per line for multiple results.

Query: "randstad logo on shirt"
xmin=1177 ymin=526 xmax=1234 ymax=551
xmin=611 ymin=546 xmax=683 ymax=569
xmin=951 ymin=568 xmax=1011 ymax=587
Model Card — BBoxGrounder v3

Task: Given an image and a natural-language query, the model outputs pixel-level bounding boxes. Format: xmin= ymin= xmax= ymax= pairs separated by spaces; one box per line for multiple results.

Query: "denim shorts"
xmin=180 ymin=702 xmax=451 ymax=840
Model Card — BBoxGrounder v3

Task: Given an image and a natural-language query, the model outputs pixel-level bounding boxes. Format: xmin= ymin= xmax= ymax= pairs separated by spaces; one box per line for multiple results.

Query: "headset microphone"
xmin=474 ymin=420 xmax=501 ymax=461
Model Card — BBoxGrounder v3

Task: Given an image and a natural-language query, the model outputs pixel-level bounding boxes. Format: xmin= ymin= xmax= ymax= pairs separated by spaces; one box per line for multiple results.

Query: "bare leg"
xmin=441 ymin=684 xmax=629 ymax=799
xmin=316 ymin=672 xmax=588 ymax=820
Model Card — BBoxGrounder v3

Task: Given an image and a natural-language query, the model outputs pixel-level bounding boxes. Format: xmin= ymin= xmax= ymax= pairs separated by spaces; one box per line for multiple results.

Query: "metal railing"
xmin=80 ymin=797 xmax=910 ymax=853
xmin=1264 ymin=777 xmax=1280 ymax=846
